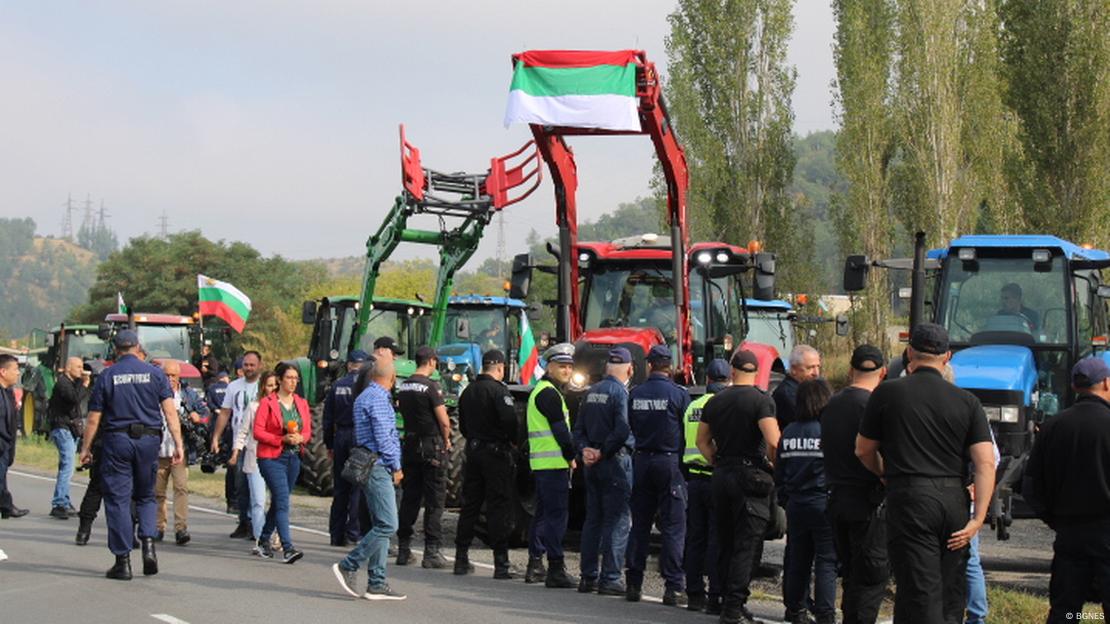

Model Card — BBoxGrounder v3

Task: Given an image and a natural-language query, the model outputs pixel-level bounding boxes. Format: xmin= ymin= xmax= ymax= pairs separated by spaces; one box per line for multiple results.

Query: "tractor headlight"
xmin=984 ymin=405 xmax=1021 ymax=423
xmin=569 ymin=371 xmax=588 ymax=391
xmin=696 ymin=251 xmax=712 ymax=265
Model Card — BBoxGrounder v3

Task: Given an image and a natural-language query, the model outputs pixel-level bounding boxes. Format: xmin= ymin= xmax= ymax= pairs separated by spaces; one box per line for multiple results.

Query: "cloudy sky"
xmin=0 ymin=1 xmax=836 ymax=265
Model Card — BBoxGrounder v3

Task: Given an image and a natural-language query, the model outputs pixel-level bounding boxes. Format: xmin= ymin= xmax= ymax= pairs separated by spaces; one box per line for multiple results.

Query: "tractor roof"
xmin=580 ymin=238 xmax=750 ymax=263
xmin=449 ymin=295 xmax=528 ymax=309
xmin=104 ymin=313 xmax=193 ymax=325
xmin=324 ymin=295 xmax=430 ymax=308
xmin=929 ymin=235 xmax=1110 ymax=261
xmin=744 ymin=299 xmax=793 ymax=311
xmin=49 ymin=324 xmax=100 ymax=333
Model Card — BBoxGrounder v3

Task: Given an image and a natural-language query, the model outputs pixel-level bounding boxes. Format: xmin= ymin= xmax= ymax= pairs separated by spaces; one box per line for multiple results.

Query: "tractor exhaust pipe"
xmin=909 ymin=231 xmax=926 ymax=332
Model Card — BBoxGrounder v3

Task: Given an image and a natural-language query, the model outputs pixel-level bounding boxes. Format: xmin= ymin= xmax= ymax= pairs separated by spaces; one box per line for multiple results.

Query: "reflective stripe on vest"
xmin=683 ymin=393 xmax=713 ymax=475
xmin=527 ymin=379 xmax=570 ymax=470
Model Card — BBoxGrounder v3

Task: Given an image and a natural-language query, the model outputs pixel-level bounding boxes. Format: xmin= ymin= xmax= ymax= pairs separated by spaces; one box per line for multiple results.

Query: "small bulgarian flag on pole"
xmin=518 ymin=313 xmax=543 ymax=384
xmin=116 ymin=292 xmax=127 ymax=314
xmin=504 ymin=50 xmax=641 ymax=131
xmin=197 ymin=274 xmax=251 ymax=333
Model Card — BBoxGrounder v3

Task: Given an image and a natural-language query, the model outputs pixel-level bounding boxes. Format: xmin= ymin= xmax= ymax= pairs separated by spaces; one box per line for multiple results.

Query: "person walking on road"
xmin=230 ymin=370 xmax=277 ymax=554
xmin=253 ymin=362 xmax=310 ymax=564
xmin=573 ymin=347 xmax=634 ymax=596
xmin=855 ymin=323 xmax=996 ymax=624
xmin=211 ymin=351 xmax=262 ymax=537
xmin=696 ymin=349 xmax=780 ymax=624
xmin=1026 ymin=357 xmax=1110 ymax=621
xmin=324 ymin=350 xmax=371 ymax=547
xmin=453 ymin=349 xmax=521 ymax=579
xmin=820 ymin=345 xmax=888 ymax=624
xmin=0 ymin=354 xmax=28 ymax=520
xmin=79 ymin=330 xmax=183 ymax=580
xmin=47 ymin=356 xmax=90 ymax=519
xmin=331 ymin=357 xmax=407 ymax=601
xmin=153 ymin=360 xmax=208 ymax=546
xmin=524 ymin=342 xmax=579 ymax=588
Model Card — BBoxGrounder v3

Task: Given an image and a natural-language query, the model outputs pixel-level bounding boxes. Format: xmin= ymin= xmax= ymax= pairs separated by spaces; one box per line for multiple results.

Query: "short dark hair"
xmin=1001 ymin=283 xmax=1022 ymax=299
xmin=795 ymin=378 xmax=833 ymax=422
xmin=242 ymin=350 xmax=262 ymax=362
xmin=0 ymin=354 xmax=17 ymax=370
xmin=415 ymin=348 xmax=437 ymax=368
xmin=274 ymin=361 xmax=299 ymax=382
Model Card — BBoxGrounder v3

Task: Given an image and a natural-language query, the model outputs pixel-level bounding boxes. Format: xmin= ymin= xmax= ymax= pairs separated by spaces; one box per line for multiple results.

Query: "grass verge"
xmin=987 ymin=586 xmax=1103 ymax=623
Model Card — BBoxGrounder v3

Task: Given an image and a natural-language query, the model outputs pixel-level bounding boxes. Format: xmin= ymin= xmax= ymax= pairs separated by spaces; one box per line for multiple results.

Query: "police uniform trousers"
xmin=455 ymin=439 xmax=516 ymax=551
xmin=329 ymin=427 xmax=365 ymax=543
xmin=885 ymin=477 xmax=969 ymax=624
xmin=626 ymin=451 xmax=686 ymax=591
xmin=397 ymin=434 xmax=447 ymax=547
xmin=580 ymin=451 xmax=632 ymax=584
xmin=684 ymin=473 xmax=721 ymax=600
xmin=0 ymin=443 xmax=13 ymax=513
xmin=714 ymin=462 xmax=772 ymax=612
xmin=1047 ymin=517 xmax=1110 ymax=622
xmin=100 ymin=431 xmax=160 ymax=555
xmin=828 ymin=485 xmax=888 ymax=624
xmin=529 ymin=468 xmax=570 ymax=560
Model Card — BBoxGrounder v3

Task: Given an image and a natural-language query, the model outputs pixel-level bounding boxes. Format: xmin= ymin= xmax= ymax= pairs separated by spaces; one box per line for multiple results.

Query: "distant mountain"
xmin=308 ymin=255 xmax=364 ymax=279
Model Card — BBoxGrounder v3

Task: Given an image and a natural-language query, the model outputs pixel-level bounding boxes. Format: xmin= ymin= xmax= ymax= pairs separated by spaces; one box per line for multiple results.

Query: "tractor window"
xmin=336 ymin=306 xmax=358 ymax=357
xmin=1074 ymin=273 xmax=1095 ymax=354
xmin=309 ymin=305 xmax=337 ymax=360
xmin=66 ymin=333 xmax=107 ymax=361
xmin=358 ymin=309 xmax=407 ymax=354
xmin=136 ymin=325 xmax=191 ymax=361
xmin=443 ymin=307 xmax=507 ymax=353
xmin=689 ymin=271 xmax=731 ymax=346
xmin=584 ymin=267 xmax=677 ymax=344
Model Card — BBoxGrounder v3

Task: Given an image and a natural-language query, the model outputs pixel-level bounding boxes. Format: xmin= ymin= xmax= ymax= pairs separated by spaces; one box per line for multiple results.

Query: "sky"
xmin=0 ymin=1 xmax=837 ymax=266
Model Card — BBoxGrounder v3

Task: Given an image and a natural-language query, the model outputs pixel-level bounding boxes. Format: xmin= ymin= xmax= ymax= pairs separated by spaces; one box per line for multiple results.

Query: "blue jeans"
xmin=50 ymin=428 xmax=77 ymax=508
xmin=965 ymin=533 xmax=987 ymax=623
xmin=580 ymin=453 xmax=632 ymax=584
xmin=340 ymin=464 xmax=398 ymax=589
xmin=245 ymin=469 xmax=267 ymax=539
xmin=258 ymin=451 xmax=300 ymax=550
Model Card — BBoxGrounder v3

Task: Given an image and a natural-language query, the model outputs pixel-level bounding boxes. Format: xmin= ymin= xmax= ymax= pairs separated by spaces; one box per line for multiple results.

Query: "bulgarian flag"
xmin=518 ymin=313 xmax=543 ymax=384
xmin=504 ymin=50 xmax=641 ymax=131
xmin=116 ymin=292 xmax=127 ymax=314
xmin=197 ymin=274 xmax=251 ymax=333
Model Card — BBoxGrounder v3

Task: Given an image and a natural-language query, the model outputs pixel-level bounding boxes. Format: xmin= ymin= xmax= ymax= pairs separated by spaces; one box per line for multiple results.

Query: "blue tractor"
xmin=436 ymin=295 xmax=535 ymax=404
xmin=844 ymin=233 xmax=1110 ymax=539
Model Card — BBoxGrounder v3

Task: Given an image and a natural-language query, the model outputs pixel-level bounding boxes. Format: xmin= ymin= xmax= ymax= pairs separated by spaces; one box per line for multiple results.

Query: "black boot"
xmin=422 ymin=543 xmax=448 ymax=569
xmin=106 ymin=554 xmax=132 ymax=580
xmin=493 ymin=549 xmax=518 ymax=580
xmin=141 ymin=537 xmax=158 ymax=576
xmin=395 ymin=538 xmax=412 ymax=566
xmin=524 ymin=555 xmax=546 ymax=584
xmin=453 ymin=546 xmax=474 ymax=575
xmin=75 ymin=518 xmax=92 ymax=546
xmin=544 ymin=558 xmax=577 ymax=589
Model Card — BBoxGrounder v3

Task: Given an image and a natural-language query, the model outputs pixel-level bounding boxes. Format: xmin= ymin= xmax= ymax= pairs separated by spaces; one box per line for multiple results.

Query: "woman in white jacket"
xmin=230 ymin=370 xmax=278 ymax=556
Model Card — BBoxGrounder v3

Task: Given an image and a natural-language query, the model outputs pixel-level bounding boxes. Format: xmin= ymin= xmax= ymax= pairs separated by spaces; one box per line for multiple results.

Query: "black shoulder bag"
xmin=341 ymin=446 xmax=379 ymax=486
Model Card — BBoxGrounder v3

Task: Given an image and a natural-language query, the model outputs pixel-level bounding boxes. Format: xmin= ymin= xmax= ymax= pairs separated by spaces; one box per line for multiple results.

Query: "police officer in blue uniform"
xmin=80 ymin=330 xmax=182 ymax=581
xmin=325 ymin=349 xmax=371 ymax=546
xmin=625 ymin=344 xmax=692 ymax=606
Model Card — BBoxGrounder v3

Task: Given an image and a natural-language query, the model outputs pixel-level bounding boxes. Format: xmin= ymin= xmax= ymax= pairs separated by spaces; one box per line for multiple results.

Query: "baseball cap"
xmin=909 ymin=323 xmax=950 ymax=355
xmin=216 ymin=369 xmax=230 ymax=379
xmin=348 ymin=349 xmax=370 ymax=363
xmin=415 ymin=345 xmax=438 ymax=362
xmin=608 ymin=347 xmax=632 ymax=364
xmin=1072 ymin=357 xmax=1110 ymax=388
xmin=850 ymin=345 xmax=885 ymax=372
xmin=543 ymin=342 xmax=575 ymax=364
xmin=233 ymin=356 xmax=244 ymax=370
xmin=706 ymin=358 xmax=731 ymax=380
xmin=373 ymin=336 xmax=405 ymax=355
xmin=482 ymin=349 xmax=506 ymax=366
xmin=730 ymin=349 xmax=759 ymax=373
xmin=646 ymin=344 xmax=672 ymax=364
xmin=113 ymin=329 xmax=139 ymax=349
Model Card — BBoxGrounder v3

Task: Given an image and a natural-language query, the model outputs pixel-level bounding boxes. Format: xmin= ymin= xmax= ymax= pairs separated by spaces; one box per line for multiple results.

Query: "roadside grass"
xmin=988 ymin=586 xmax=1103 ymax=623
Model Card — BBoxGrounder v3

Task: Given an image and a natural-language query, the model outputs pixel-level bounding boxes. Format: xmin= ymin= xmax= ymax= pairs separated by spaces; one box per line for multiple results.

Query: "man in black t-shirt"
xmin=856 ymin=323 xmax=996 ymax=624
xmin=820 ymin=344 xmax=888 ymax=624
xmin=394 ymin=346 xmax=452 ymax=569
xmin=697 ymin=350 xmax=780 ymax=624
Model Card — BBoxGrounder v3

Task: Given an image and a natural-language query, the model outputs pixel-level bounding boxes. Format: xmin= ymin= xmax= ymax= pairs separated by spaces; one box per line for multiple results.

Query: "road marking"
xmin=151 ymin=614 xmax=190 ymax=624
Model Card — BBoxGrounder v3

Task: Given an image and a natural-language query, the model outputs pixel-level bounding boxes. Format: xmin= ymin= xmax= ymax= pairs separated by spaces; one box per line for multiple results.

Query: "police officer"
xmin=683 ymin=358 xmax=730 ymax=614
xmin=395 ymin=346 xmax=452 ymax=568
xmin=821 ymin=345 xmax=888 ymax=624
xmin=1026 ymin=357 xmax=1110 ymax=621
xmin=697 ymin=349 xmax=780 ymax=624
xmin=625 ymin=344 xmax=691 ymax=606
xmin=524 ymin=342 xmax=578 ymax=588
xmin=573 ymin=347 xmax=634 ymax=595
xmin=325 ymin=349 xmax=371 ymax=547
xmin=454 ymin=349 xmax=520 ymax=579
xmin=856 ymin=323 xmax=995 ymax=624
xmin=79 ymin=330 xmax=182 ymax=580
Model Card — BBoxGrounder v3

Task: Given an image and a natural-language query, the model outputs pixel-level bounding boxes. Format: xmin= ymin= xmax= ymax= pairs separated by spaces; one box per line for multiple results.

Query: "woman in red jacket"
xmin=253 ymin=361 xmax=312 ymax=563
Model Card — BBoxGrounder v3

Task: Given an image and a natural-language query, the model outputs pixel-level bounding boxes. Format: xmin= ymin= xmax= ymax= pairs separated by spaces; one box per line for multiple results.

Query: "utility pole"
xmin=60 ymin=194 xmax=75 ymax=240
xmin=82 ymin=194 xmax=95 ymax=233
xmin=97 ymin=199 xmax=110 ymax=229
xmin=158 ymin=211 xmax=170 ymax=239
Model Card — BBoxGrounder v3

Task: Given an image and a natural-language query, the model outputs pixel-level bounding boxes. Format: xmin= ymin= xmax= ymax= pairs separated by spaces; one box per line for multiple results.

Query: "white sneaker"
xmin=0 ymin=549 xmax=8 ymax=562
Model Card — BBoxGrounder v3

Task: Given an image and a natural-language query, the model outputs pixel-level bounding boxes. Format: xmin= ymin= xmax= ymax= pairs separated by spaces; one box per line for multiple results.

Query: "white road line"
xmin=151 ymin=614 xmax=190 ymax=624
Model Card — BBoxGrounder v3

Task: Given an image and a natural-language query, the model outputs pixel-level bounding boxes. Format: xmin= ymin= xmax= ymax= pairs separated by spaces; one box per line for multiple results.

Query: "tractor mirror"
xmin=843 ymin=255 xmax=870 ymax=292
xmin=753 ymin=252 xmax=776 ymax=301
xmin=456 ymin=318 xmax=471 ymax=339
xmin=301 ymin=300 xmax=317 ymax=325
xmin=527 ymin=305 xmax=541 ymax=321
xmin=1097 ymin=285 xmax=1110 ymax=299
xmin=509 ymin=253 xmax=533 ymax=300
xmin=97 ymin=323 xmax=112 ymax=341
xmin=835 ymin=313 xmax=850 ymax=337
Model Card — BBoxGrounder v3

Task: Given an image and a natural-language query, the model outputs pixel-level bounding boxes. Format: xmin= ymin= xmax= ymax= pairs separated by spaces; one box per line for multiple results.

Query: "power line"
xmin=82 ymin=193 xmax=95 ymax=233
xmin=60 ymin=194 xmax=75 ymax=240
xmin=157 ymin=210 xmax=170 ymax=239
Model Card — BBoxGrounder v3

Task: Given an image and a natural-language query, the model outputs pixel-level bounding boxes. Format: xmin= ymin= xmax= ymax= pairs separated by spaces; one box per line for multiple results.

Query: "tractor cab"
xmin=437 ymin=295 xmax=530 ymax=402
xmin=743 ymin=299 xmax=796 ymax=374
xmin=21 ymin=324 xmax=106 ymax=435
xmin=101 ymin=313 xmax=203 ymax=390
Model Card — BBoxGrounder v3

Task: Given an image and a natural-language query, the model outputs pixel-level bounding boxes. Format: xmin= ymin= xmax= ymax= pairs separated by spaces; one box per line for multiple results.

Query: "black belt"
xmin=634 ymin=449 xmax=677 ymax=455
xmin=886 ymin=476 xmax=964 ymax=488
xmin=106 ymin=425 xmax=162 ymax=438
xmin=589 ymin=445 xmax=631 ymax=457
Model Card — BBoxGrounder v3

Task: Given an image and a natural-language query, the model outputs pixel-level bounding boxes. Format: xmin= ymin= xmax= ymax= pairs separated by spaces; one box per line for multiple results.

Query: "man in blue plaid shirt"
xmin=331 ymin=358 xmax=406 ymax=601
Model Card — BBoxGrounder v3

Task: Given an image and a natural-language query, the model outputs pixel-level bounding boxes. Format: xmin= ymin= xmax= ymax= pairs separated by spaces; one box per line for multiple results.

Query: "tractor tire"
xmin=299 ymin=403 xmax=334 ymax=496
xmin=444 ymin=411 xmax=466 ymax=508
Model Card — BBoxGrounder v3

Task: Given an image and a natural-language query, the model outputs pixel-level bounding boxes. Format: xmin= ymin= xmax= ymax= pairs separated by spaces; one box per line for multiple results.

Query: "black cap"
xmin=730 ymin=349 xmax=759 ymax=373
xmin=348 ymin=349 xmax=370 ymax=363
xmin=373 ymin=336 xmax=404 ymax=355
xmin=909 ymin=322 xmax=949 ymax=355
xmin=646 ymin=344 xmax=672 ymax=364
xmin=415 ymin=345 xmax=437 ymax=362
xmin=608 ymin=347 xmax=632 ymax=364
xmin=1072 ymin=357 xmax=1110 ymax=388
xmin=706 ymin=358 xmax=730 ymax=380
xmin=850 ymin=345 xmax=885 ymax=372
xmin=113 ymin=329 xmax=139 ymax=349
xmin=482 ymin=349 xmax=506 ymax=366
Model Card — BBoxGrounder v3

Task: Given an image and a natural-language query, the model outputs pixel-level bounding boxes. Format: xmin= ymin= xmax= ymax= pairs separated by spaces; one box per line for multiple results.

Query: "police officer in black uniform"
xmin=1026 ymin=357 xmax=1110 ymax=621
xmin=820 ymin=345 xmax=888 ymax=624
xmin=453 ymin=349 xmax=520 ymax=579
xmin=856 ymin=323 xmax=995 ymax=624
xmin=395 ymin=345 xmax=452 ymax=569
xmin=79 ymin=330 xmax=183 ymax=580
xmin=325 ymin=349 xmax=371 ymax=546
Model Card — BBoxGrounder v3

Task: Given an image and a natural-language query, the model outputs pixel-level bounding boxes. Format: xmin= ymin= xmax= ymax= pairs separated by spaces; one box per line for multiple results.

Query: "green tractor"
xmin=21 ymin=324 xmax=107 ymax=436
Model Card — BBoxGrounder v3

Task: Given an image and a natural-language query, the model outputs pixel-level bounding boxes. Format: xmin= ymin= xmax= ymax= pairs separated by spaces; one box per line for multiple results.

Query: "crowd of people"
xmin=0 ymin=319 xmax=1107 ymax=624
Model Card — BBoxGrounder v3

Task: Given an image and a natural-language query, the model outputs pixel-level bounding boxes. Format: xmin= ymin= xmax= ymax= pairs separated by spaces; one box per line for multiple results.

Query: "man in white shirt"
xmin=210 ymin=351 xmax=261 ymax=538
xmin=155 ymin=360 xmax=207 ymax=545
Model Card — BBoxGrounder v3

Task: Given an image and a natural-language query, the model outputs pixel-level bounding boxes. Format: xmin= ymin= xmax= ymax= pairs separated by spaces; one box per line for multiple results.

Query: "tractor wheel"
xmin=444 ymin=411 xmax=466 ymax=508
xmin=299 ymin=403 xmax=334 ymax=496
xmin=21 ymin=394 xmax=35 ymax=438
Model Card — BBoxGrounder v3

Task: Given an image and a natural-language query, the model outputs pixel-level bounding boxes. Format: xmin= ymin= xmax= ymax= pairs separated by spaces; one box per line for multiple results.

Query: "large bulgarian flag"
xmin=518 ymin=313 xmax=544 ymax=384
xmin=504 ymin=50 xmax=641 ymax=131
xmin=197 ymin=274 xmax=252 ymax=333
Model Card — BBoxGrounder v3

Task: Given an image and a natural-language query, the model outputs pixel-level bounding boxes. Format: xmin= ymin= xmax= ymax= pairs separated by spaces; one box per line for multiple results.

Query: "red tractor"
xmin=99 ymin=313 xmax=204 ymax=390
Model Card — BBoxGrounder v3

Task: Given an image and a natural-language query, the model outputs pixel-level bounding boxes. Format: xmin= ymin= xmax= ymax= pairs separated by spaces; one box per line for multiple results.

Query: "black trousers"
xmin=713 ymin=464 xmax=771 ymax=612
xmin=1047 ymin=517 xmax=1110 ymax=623
xmin=885 ymin=478 xmax=970 ymax=624
xmin=0 ymin=445 xmax=13 ymax=512
xmin=829 ymin=486 xmax=889 ymax=624
xmin=328 ymin=428 xmax=365 ymax=543
xmin=397 ymin=435 xmax=447 ymax=547
xmin=455 ymin=440 xmax=515 ymax=551
xmin=78 ymin=453 xmax=105 ymax=522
